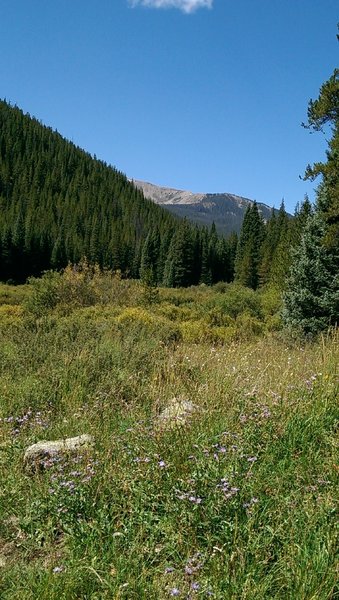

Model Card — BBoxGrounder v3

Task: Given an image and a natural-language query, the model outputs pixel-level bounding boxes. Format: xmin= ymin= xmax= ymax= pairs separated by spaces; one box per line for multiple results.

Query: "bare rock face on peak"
xmin=132 ymin=180 xmax=273 ymax=236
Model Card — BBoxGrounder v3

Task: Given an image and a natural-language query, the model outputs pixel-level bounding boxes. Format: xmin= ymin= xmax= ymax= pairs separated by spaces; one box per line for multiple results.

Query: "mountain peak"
xmin=132 ymin=180 xmax=273 ymax=235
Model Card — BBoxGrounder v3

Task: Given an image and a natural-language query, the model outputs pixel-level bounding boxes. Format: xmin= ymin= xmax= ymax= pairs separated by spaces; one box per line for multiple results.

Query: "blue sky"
xmin=0 ymin=0 xmax=338 ymax=213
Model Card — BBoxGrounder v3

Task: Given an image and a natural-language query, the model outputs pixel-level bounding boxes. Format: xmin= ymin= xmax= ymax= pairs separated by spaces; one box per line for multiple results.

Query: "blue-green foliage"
xmin=283 ymin=213 xmax=339 ymax=336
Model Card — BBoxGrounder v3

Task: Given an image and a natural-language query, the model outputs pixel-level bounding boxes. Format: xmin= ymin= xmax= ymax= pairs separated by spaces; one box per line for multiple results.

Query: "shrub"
xmin=156 ymin=302 xmax=200 ymax=323
xmin=25 ymin=271 xmax=61 ymax=317
xmin=116 ymin=307 xmax=181 ymax=344
xmin=24 ymin=262 xmax=138 ymax=319
xmin=212 ymin=281 xmax=229 ymax=293
xmin=206 ymin=307 xmax=234 ymax=327
xmin=210 ymin=284 xmax=263 ymax=320
xmin=0 ymin=304 xmax=24 ymax=326
xmin=235 ymin=312 xmax=265 ymax=339
xmin=0 ymin=283 xmax=30 ymax=306
xmin=179 ymin=319 xmax=211 ymax=343
xmin=259 ymin=285 xmax=283 ymax=318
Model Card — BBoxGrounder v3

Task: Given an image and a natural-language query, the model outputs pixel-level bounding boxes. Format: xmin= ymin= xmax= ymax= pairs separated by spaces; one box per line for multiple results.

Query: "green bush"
xmin=25 ymin=270 xmax=61 ymax=317
xmin=0 ymin=304 xmax=24 ymax=325
xmin=0 ymin=283 xmax=30 ymax=306
xmin=210 ymin=284 xmax=263 ymax=320
xmin=179 ymin=319 xmax=211 ymax=343
xmin=24 ymin=262 xmax=138 ymax=320
xmin=235 ymin=312 xmax=265 ymax=339
xmin=116 ymin=306 xmax=181 ymax=344
xmin=206 ymin=307 xmax=234 ymax=327
xmin=259 ymin=285 xmax=283 ymax=318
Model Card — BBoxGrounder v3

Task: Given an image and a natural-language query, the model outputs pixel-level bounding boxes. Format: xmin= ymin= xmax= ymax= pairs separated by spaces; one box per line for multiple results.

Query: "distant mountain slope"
xmin=132 ymin=180 xmax=273 ymax=235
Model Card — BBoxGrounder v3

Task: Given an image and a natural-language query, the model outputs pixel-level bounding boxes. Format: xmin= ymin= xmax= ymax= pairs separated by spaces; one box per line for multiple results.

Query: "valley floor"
xmin=0 ymin=276 xmax=337 ymax=599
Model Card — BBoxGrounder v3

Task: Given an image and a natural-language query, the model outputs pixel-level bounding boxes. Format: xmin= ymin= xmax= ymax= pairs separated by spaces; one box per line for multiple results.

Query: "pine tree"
xmin=282 ymin=213 xmax=339 ymax=335
xmin=200 ymin=231 xmax=212 ymax=285
xmin=269 ymin=200 xmax=292 ymax=288
xmin=226 ymin=232 xmax=238 ymax=282
xmin=235 ymin=202 xmax=265 ymax=289
xmin=162 ymin=220 xmax=196 ymax=287
xmin=303 ymin=67 xmax=339 ymax=251
xmin=283 ymin=36 xmax=339 ymax=335
xmin=140 ymin=230 xmax=160 ymax=284
xmin=290 ymin=195 xmax=313 ymax=246
xmin=259 ymin=209 xmax=278 ymax=286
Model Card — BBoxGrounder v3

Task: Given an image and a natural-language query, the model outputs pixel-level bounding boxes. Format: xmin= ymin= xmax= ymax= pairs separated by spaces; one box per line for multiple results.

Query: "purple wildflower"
xmin=188 ymin=496 xmax=202 ymax=505
xmin=243 ymin=497 xmax=259 ymax=509
xmin=177 ymin=494 xmax=187 ymax=500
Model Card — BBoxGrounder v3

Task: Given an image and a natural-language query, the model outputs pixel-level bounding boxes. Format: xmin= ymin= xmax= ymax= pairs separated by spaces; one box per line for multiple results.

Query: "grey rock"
xmin=0 ymin=555 xmax=7 ymax=568
xmin=24 ymin=434 xmax=94 ymax=471
xmin=157 ymin=397 xmax=198 ymax=430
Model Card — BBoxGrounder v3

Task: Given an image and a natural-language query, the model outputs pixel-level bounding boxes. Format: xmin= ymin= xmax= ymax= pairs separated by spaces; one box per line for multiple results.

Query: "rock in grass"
xmin=24 ymin=434 xmax=94 ymax=472
xmin=157 ymin=397 xmax=198 ymax=430
xmin=0 ymin=555 xmax=6 ymax=568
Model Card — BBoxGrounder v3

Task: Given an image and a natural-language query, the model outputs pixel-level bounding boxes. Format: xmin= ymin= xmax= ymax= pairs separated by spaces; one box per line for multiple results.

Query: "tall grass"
xmin=0 ymin=273 xmax=337 ymax=599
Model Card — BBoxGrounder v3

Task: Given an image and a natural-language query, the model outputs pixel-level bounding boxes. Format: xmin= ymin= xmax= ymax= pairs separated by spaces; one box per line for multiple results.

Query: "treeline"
xmin=0 ymin=100 xmax=238 ymax=285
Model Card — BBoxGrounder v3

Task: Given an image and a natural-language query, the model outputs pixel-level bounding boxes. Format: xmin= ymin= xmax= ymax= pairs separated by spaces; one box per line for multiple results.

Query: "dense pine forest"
xmin=0 ymin=100 xmax=313 ymax=291
xmin=0 ymin=100 xmax=237 ymax=286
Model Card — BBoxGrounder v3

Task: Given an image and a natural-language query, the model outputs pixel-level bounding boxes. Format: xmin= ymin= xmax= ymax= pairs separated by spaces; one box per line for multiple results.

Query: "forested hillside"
xmin=0 ymin=101 xmax=238 ymax=285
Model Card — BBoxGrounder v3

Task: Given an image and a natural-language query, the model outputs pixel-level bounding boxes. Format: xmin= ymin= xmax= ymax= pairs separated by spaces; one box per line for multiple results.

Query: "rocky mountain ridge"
xmin=132 ymin=180 xmax=274 ymax=235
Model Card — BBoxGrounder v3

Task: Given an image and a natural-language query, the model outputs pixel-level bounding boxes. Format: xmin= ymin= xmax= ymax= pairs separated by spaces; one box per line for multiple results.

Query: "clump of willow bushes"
xmin=19 ymin=261 xmax=283 ymax=344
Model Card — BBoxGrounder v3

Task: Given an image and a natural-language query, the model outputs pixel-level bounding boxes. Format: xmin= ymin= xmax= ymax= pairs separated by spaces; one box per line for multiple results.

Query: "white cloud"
xmin=129 ymin=0 xmax=213 ymax=14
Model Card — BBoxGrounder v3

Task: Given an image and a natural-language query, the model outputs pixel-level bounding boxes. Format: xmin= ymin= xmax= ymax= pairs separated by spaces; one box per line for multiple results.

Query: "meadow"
xmin=0 ymin=267 xmax=337 ymax=599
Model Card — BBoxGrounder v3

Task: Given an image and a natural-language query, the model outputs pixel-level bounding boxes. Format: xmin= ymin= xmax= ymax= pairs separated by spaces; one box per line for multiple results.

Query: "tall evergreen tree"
xmin=235 ymin=202 xmax=265 ymax=289
xmin=303 ymin=66 xmax=339 ymax=251
xmin=163 ymin=219 xmax=197 ymax=287
xmin=283 ymin=213 xmax=338 ymax=335
xmin=140 ymin=229 xmax=160 ymax=284
xmin=268 ymin=200 xmax=292 ymax=288
xmin=283 ymin=36 xmax=339 ymax=334
xmin=259 ymin=208 xmax=278 ymax=286
xmin=290 ymin=195 xmax=313 ymax=246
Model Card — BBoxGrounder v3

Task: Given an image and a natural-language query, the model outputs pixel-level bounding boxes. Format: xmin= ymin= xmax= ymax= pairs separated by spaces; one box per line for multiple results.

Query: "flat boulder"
xmin=156 ymin=397 xmax=198 ymax=430
xmin=24 ymin=434 xmax=94 ymax=472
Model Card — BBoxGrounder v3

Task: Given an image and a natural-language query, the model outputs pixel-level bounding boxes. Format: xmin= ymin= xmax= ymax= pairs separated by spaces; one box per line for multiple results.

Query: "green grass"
xmin=0 ymin=275 xmax=337 ymax=599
